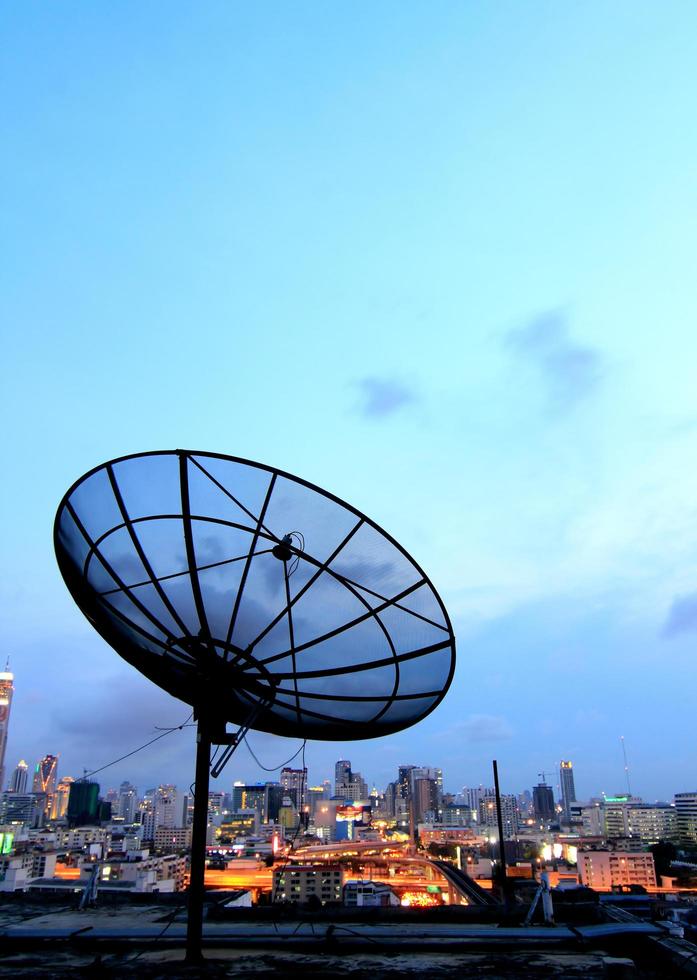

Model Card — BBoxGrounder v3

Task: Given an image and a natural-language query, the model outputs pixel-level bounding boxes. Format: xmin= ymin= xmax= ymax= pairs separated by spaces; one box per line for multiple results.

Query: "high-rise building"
xmin=32 ymin=754 xmax=59 ymax=818
xmin=118 ymin=782 xmax=138 ymax=824
xmin=479 ymin=792 xmax=518 ymax=838
xmin=67 ymin=780 xmax=100 ymax=826
xmin=265 ymin=783 xmax=285 ymax=823
xmin=675 ymin=792 xmax=697 ymax=844
xmin=533 ymin=783 xmax=555 ymax=822
xmin=232 ymin=782 xmax=266 ymax=818
xmin=0 ymin=664 xmax=14 ymax=792
xmin=32 ymin=755 xmax=59 ymax=796
xmin=280 ymin=767 xmax=307 ymax=808
xmin=412 ymin=775 xmax=439 ymax=824
xmin=154 ymin=785 xmax=179 ymax=829
xmin=9 ymin=760 xmax=28 ymax=794
xmin=52 ymin=777 xmax=74 ymax=820
xmin=335 ymin=760 xmax=351 ymax=796
xmin=335 ymin=767 xmax=369 ymax=802
xmin=559 ymin=761 xmax=577 ymax=823
xmin=398 ymin=766 xmax=416 ymax=801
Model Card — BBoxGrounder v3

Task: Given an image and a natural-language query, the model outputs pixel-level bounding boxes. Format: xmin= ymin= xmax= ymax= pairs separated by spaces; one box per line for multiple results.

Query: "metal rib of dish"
xmin=54 ymin=450 xmax=456 ymax=739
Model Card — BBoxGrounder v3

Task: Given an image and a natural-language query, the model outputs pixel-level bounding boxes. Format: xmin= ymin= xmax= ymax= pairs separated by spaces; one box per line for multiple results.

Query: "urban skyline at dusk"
xmin=1 ymin=662 xmax=688 ymax=807
xmin=4 ymin=3 xmax=697 ymax=803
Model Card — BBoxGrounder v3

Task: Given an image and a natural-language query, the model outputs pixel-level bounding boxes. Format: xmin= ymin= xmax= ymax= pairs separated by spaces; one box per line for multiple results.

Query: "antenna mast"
xmin=620 ymin=735 xmax=632 ymax=796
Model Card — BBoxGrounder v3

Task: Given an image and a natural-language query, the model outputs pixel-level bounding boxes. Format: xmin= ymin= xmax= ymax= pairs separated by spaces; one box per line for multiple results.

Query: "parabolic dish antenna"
xmin=55 ymin=450 xmax=455 ymax=739
xmin=55 ymin=449 xmax=456 ymax=960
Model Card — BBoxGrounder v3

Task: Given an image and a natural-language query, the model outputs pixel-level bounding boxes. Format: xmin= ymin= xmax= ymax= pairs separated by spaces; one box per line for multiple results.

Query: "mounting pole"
xmin=492 ymin=759 xmax=510 ymax=907
xmin=186 ymin=714 xmax=212 ymax=963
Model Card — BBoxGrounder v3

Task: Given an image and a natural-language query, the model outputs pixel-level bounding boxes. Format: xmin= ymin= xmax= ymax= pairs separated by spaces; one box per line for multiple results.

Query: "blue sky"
xmin=2 ymin=2 xmax=697 ymax=803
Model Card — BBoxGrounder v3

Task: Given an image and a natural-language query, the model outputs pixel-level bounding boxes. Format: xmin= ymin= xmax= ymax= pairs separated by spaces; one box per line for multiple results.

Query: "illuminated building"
xmin=334 ymin=760 xmax=351 ymax=795
xmin=232 ymin=782 xmax=266 ymax=819
xmin=280 ymin=767 xmax=307 ymax=808
xmin=343 ymin=880 xmax=399 ymax=907
xmin=153 ymin=825 xmax=192 ymax=851
xmin=9 ymin=760 xmax=28 ymax=794
xmin=0 ymin=664 xmax=14 ymax=792
xmin=479 ymin=792 xmax=518 ymax=838
xmin=398 ymin=765 xmax=416 ymax=803
xmin=32 ymin=755 xmax=59 ymax=796
xmin=278 ymin=797 xmax=299 ymax=830
xmin=219 ymin=810 xmax=259 ymax=838
xmin=154 ymin=785 xmax=179 ymax=829
xmin=335 ymin=803 xmax=371 ymax=841
xmin=577 ymin=850 xmax=656 ymax=890
xmin=118 ymin=782 xmax=137 ymax=824
xmin=32 ymin=755 xmax=59 ymax=818
xmin=51 ymin=776 xmax=74 ymax=819
xmin=418 ymin=824 xmax=478 ymax=847
xmin=307 ymin=785 xmax=330 ymax=818
xmin=626 ymin=804 xmax=677 ymax=843
xmin=675 ymin=792 xmax=697 ymax=844
xmin=411 ymin=769 xmax=440 ymax=823
xmin=559 ymin=761 xmax=576 ymax=823
xmin=333 ymin=759 xmax=368 ymax=802
xmin=273 ymin=864 xmax=343 ymax=904
xmin=0 ymin=792 xmax=45 ymax=828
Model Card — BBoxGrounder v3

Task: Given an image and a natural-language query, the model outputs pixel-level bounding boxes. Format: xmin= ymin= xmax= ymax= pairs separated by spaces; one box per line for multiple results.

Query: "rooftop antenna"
xmin=620 ymin=735 xmax=632 ymax=796
xmin=54 ymin=449 xmax=456 ymax=963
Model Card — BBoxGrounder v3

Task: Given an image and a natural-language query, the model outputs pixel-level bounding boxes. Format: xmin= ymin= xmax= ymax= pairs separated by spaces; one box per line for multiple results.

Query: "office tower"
xmin=232 ymin=782 xmax=266 ymax=818
xmin=32 ymin=754 xmax=59 ymax=817
xmin=154 ymin=785 xmax=179 ymax=828
xmin=560 ymin=761 xmax=577 ymax=823
xmin=32 ymin=755 xmax=59 ymax=796
xmin=533 ymin=783 xmax=555 ymax=822
xmin=479 ymin=792 xmax=518 ymax=838
xmin=118 ymin=782 xmax=138 ymax=824
xmin=181 ymin=793 xmax=191 ymax=827
xmin=412 ymin=774 xmax=439 ymax=824
xmin=67 ymin=780 xmax=100 ymax=826
xmin=398 ymin=765 xmax=416 ymax=801
xmin=9 ymin=760 xmax=28 ymax=794
xmin=52 ymin=776 xmax=74 ymax=820
xmin=0 ymin=664 xmax=14 ymax=792
xmin=675 ymin=792 xmax=697 ymax=844
xmin=335 ymin=760 xmax=351 ymax=795
xmin=265 ymin=783 xmax=285 ymax=823
xmin=280 ymin=767 xmax=307 ymax=807
xmin=334 ymin=763 xmax=369 ymax=802
xmin=0 ymin=791 xmax=44 ymax=828
xmin=105 ymin=787 xmax=120 ymax=816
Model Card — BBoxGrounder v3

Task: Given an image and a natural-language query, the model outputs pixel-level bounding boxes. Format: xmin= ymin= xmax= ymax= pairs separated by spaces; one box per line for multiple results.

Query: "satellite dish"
xmin=55 ymin=450 xmax=455 ymax=739
xmin=54 ymin=450 xmax=456 ymax=960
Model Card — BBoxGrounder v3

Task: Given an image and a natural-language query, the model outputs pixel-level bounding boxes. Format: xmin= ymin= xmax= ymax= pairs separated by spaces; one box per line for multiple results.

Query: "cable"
xmin=79 ymin=712 xmax=194 ymax=780
xmin=272 ymin=740 xmax=309 ymax=934
xmin=243 ymin=735 xmax=306 ymax=772
xmin=127 ymin=906 xmax=181 ymax=963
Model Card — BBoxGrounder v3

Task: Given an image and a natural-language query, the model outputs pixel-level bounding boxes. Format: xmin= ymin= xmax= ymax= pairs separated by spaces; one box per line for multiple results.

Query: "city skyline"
xmin=3 ymin=680 xmax=689 ymax=807
xmin=4 ymin=4 xmax=697 ymax=801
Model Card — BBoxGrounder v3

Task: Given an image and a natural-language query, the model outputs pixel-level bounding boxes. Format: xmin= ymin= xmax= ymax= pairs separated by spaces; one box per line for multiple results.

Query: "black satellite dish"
xmin=54 ymin=450 xmax=456 ymax=959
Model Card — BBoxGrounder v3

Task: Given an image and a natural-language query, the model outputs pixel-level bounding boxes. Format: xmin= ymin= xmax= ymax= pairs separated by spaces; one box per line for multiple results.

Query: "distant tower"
xmin=334 ymin=759 xmax=351 ymax=796
xmin=32 ymin=754 xmax=59 ymax=795
xmin=559 ymin=761 xmax=577 ymax=823
xmin=52 ymin=776 xmax=75 ymax=819
xmin=118 ymin=782 xmax=138 ymax=824
xmin=67 ymin=780 xmax=100 ymax=826
xmin=0 ymin=662 xmax=14 ymax=791
xmin=533 ymin=782 xmax=555 ymax=822
xmin=281 ymin=767 xmax=307 ymax=807
xmin=10 ymin=759 xmax=28 ymax=794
